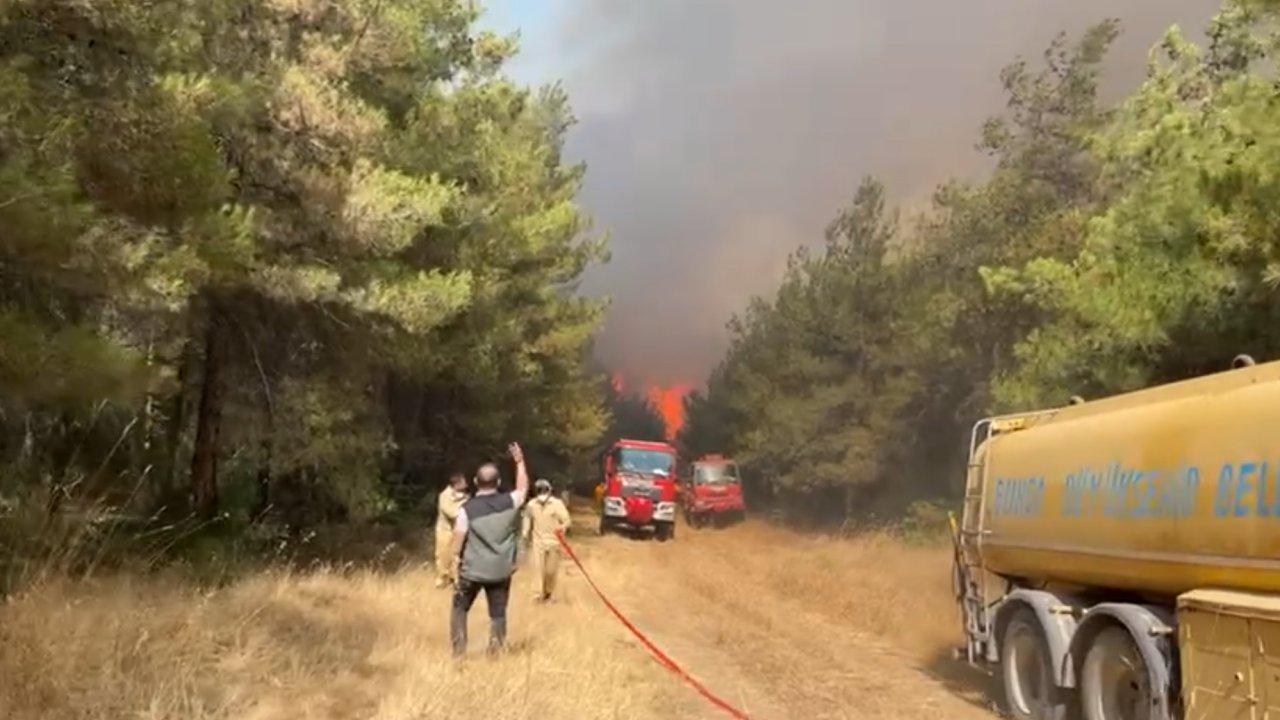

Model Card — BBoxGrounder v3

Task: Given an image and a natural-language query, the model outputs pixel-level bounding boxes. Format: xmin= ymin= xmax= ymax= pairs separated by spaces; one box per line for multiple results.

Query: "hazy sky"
xmin=483 ymin=0 xmax=1222 ymax=387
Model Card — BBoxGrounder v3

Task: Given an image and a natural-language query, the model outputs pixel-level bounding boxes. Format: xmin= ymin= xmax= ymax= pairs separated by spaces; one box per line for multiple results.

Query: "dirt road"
xmin=555 ymin=515 xmax=1000 ymax=720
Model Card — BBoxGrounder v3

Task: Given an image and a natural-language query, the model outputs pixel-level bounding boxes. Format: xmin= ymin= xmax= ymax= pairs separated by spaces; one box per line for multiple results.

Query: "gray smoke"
xmin=515 ymin=0 xmax=1223 ymax=386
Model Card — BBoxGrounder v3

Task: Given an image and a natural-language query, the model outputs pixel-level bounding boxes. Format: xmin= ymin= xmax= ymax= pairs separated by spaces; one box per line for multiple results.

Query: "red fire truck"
xmin=597 ymin=439 xmax=679 ymax=541
xmin=680 ymin=454 xmax=746 ymax=527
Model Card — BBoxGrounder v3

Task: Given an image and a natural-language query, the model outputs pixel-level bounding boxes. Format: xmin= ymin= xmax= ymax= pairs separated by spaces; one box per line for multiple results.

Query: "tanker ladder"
xmin=951 ymin=411 xmax=1055 ymax=666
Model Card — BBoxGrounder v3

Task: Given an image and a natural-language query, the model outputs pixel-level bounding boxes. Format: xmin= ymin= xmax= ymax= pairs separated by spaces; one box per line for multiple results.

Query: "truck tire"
xmin=1081 ymin=625 xmax=1154 ymax=720
xmin=1001 ymin=609 xmax=1070 ymax=720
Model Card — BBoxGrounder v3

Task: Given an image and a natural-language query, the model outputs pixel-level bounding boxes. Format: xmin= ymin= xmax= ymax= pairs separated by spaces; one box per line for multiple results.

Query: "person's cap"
xmin=534 ymin=478 xmax=553 ymax=492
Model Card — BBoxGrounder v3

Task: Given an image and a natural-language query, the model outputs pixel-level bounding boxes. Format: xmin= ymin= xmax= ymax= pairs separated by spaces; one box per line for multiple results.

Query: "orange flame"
xmin=647 ymin=383 xmax=693 ymax=441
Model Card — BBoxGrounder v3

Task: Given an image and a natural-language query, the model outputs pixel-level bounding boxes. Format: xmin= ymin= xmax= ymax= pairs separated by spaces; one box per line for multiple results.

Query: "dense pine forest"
xmin=0 ymin=0 xmax=615 ymax=577
xmin=681 ymin=2 xmax=1280 ymax=522
xmin=5 ymin=0 xmax=1280 ymax=564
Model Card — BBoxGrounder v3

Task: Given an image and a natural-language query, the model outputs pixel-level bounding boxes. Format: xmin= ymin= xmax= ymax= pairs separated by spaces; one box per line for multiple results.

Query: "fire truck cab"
xmin=597 ymin=439 xmax=678 ymax=541
xmin=681 ymin=454 xmax=746 ymax=527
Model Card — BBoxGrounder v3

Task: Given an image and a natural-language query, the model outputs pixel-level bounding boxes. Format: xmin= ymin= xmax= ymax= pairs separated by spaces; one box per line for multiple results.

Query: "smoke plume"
xmin=504 ymin=0 xmax=1222 ymax=387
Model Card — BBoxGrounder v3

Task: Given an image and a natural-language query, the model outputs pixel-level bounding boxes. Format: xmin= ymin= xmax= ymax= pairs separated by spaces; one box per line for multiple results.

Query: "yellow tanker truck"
xmin=954 ymin=356 xmax=1280 ymax=720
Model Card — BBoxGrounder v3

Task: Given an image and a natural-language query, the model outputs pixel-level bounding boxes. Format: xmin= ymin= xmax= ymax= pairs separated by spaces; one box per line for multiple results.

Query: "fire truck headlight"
xmin=653 ymin=502 xmax=676 ymax=521
xmin=603 ymin=497 xmax=627 ymax=517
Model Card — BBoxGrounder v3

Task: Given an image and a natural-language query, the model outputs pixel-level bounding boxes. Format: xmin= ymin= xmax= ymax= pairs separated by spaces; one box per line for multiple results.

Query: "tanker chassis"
xmin=953 ymin=357 xmax=1280 ymax=720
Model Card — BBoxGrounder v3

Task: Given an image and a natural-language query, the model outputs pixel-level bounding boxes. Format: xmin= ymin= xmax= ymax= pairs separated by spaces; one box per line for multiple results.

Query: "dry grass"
xmin=748 ymin=524 xmax=962 ymax=658
xmin=0 ymin=565 xmax=685 ymax=720
xmin=603 ymin=521 xmax=993 ymax=720
xmin=0 ymin=515 xmax=993 ymax=720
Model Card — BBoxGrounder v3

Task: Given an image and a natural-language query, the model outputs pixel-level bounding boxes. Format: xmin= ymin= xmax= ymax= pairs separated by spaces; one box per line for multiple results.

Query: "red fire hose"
xmin=554 ymin=529 xmax=755 ymax=720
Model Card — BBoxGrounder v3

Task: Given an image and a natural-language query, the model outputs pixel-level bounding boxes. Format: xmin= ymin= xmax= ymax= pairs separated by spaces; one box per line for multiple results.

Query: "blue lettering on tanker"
xmin=1214 ymin=460 xmax=1280 ymax=518
xmin=1059 ymin=462 xmax=1198 ymax=519
xmin=992 ymin=458 xmax=1280 ymax=521
xmin=992 ymin=476 xmax=1045 ymax=516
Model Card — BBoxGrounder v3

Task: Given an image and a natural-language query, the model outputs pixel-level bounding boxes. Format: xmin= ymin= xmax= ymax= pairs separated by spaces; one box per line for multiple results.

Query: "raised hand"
xmin=509 ymin=442 xmax=530 ymax=497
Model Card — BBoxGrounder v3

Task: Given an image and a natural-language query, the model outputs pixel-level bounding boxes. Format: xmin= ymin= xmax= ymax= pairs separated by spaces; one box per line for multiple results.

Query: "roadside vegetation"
xmin=682 ymin=1 xmax=1280 ymax=523
xmin=0 ymin=0 xmax=607 ymax=591
xmin=0 ymin=518 xmax=977 ymax=720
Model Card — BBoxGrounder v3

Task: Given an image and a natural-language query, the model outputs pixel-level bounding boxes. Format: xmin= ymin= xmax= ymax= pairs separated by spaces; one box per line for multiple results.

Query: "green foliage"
xmin=685 ymin=6 xmax=1280 ymax=522
xmin=683 ymin=17 xmax=1117 ymax=518
xmin=990 ymin=3 xmax=1280 ymax=407
xmin=899 ymin=500 xmax=953 ymax=544
xmin=0 ymin=0 xmax=606 ymax=533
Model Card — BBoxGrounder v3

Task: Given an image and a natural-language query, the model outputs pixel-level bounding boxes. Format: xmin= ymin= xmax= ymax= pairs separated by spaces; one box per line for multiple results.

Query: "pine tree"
xmin=0 ymin=0 xmax=606 ymax=524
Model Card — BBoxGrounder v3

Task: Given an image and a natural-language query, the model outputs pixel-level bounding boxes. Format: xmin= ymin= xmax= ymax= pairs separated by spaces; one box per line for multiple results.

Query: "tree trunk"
xmin=247 ymin=333 xmax=274 ymax=523
xmin=46 ymin=411 xmax=75 ymax=517
xmin=252 ymin=428 xmax=272 ymax=521
xmin=164 ymin=337 xmax=194 ymax=491
xmin=252 ymin=456 xmax=271 ymax=521
xmin=190 ymin=306 xmax=228 ymax=519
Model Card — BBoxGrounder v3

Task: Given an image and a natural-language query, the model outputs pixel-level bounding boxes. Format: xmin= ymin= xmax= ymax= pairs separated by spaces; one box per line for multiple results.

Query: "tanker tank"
xmin=953 ymin=358 xmax=1280 ymax=720
xmin=979 ymin=360 xmax=1280 ymax=597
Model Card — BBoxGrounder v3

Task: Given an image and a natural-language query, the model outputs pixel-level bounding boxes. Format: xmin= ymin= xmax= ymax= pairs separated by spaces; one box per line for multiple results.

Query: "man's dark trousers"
xmin=450 ymin=577 xmax=512 ymax=655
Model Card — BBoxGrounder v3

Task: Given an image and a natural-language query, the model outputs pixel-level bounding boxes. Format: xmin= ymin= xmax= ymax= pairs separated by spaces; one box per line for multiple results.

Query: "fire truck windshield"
xmin=695 ymin=464 xmax=739 ymax=484
xmin=617 ymin=448 xmax=674 ymax=476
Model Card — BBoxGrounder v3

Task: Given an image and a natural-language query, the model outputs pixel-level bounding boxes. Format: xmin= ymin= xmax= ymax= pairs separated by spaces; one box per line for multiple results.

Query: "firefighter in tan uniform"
xmin=434 ymin=472 xmax=470 ymax=588
xmin=522 ymin=479 xmax=571 ymax=602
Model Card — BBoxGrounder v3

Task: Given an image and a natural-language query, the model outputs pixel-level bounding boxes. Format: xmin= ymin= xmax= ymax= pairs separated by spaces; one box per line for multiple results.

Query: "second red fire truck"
xmin=680 ymin=454 xmax=746 ymax=527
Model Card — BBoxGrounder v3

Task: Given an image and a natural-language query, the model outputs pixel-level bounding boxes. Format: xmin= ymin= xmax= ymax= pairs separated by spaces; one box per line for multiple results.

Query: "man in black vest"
xmin=449 ymin=441 xmax=529 ymax=656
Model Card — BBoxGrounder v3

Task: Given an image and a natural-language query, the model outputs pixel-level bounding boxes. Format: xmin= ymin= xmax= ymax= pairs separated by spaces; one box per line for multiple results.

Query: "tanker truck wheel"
xmin=1001 ymin=609 xmax=1071 ymax=720
xmin=1081 ymin=626 xmax=1154 ymax=720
